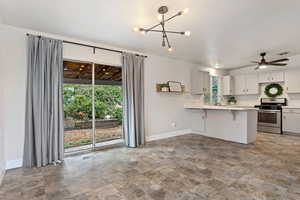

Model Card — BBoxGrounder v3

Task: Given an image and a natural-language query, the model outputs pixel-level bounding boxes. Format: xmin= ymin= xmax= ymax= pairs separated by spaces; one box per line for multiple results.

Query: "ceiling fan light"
xmin=184 ymin=31 xmax=191 ymax=36
xmin=259 ymin=64 xmax=267 ymax=69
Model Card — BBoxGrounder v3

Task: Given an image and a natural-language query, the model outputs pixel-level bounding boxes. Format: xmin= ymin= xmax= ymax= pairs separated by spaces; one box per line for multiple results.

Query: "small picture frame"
xmin=168 ymin=81 xmax=182 ymax=92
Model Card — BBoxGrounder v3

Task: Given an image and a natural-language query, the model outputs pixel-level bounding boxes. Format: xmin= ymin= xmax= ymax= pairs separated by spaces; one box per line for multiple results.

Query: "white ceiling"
xmin=1 ymin=0 xmax=300 ymax=68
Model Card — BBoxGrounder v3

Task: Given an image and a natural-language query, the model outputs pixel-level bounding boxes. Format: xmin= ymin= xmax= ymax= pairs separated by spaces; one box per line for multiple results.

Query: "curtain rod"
xmin=26 ymin=33 xmax=147 ymax=58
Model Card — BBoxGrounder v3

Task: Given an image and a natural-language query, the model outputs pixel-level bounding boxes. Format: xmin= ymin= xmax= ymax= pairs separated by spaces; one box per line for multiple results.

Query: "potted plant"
xmin=227 ymin=96 xmax=237 ymax=105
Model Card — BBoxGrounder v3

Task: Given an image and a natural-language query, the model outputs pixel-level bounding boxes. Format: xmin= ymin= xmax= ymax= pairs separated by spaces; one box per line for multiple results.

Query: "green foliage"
xmin=63 ymin=84 xmax=123 ymax=121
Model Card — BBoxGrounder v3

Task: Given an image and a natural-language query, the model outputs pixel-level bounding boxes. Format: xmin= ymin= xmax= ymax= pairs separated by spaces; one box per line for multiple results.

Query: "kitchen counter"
xmin=184 ymin=105 xmax=258 ymax=111
xmin=185 ymin=105 xmax=258 ymax=144
xmin=282 ymin=106 xmax=300 ymax=109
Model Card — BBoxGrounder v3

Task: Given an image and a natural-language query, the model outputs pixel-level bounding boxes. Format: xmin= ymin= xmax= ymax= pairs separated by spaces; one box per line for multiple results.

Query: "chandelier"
xmin=133 ymin=6 xmax=190 ymax=52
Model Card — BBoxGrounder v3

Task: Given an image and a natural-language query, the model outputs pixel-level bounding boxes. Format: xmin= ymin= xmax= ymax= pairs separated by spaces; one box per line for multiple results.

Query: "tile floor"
xmin=1 ymin=133 xmax=300 ymax=200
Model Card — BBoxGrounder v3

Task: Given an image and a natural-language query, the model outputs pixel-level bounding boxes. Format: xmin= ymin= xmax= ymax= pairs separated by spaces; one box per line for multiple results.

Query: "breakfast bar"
xmin=185 ymin=105 xmax=258 ymax=144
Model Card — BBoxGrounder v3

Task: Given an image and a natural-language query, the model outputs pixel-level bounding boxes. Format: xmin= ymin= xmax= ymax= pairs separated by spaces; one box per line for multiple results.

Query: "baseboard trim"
xmin=0 ymin=170 xmax=5 ymax=185
xmin=6 ymin=159 xmax=23 ymax=170
xmin=147 ymin=129 xmax=192 ymax=142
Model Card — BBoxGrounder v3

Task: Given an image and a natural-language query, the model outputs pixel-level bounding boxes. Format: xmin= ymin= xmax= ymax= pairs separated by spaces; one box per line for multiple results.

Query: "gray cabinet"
xmin=191 ymin=69 xmax=210 ymax=95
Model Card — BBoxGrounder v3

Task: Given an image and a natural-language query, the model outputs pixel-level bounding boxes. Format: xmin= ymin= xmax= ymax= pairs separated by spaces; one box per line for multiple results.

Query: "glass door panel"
xmin=63 ymin=61 xmax=93 ymax=152
xmin=94 ymin=64 xmax=123 ymax=145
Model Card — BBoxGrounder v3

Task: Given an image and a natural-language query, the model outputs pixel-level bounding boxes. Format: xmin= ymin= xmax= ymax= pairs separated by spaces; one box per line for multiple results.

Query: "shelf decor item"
xmin=156 ymin=81 xmax=184 ymax=93
xmin=168 ymin=81 xmax=182 ymax=92
xmin=160 ymin=83 xmax=170 ymax=92
xmin=227 ymin=96 xmax=237 ymax=105
xmin=265 ymin=83 xmax=283 ymax=98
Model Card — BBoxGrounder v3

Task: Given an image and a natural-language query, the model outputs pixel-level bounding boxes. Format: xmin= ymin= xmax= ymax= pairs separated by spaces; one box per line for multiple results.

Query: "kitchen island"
xmin=185 ymin=105 xmax=258 ymax=144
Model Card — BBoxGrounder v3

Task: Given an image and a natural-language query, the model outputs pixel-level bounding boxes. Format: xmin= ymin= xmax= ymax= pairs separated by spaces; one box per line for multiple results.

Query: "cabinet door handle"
xmin=286 ymin=87 xmax=288 ymax=91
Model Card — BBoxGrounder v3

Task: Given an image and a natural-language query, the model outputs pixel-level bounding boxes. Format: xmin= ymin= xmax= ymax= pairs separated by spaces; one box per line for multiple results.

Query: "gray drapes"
xmin=122 ymin=53 xmax=145 ymax=147
xmin=23 ymin=35 xmax=64 ymax=167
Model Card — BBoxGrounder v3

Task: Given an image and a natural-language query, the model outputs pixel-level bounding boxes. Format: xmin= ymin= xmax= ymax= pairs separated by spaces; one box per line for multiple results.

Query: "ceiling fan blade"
xmin=269 ymin=58 xmax=289 ymax=63
xmin=251 ymin=61 xmax=259 ymax=64
xmin=268 ymin=63 xmax=287 ymax=66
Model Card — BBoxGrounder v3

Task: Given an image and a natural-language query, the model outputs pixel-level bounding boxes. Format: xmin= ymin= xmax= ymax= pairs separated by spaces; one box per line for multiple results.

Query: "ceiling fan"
xmin=253 ymin=52 xmax=289 ymax=70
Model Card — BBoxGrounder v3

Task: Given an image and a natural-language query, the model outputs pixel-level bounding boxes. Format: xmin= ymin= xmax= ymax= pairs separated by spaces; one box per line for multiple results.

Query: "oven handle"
xmin=258 ymin=110 xmax=280 ymax=113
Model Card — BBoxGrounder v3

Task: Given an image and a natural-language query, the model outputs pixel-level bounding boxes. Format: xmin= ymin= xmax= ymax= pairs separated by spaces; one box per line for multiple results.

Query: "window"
xmin=210 ymin=76 xmax=221 ymax=105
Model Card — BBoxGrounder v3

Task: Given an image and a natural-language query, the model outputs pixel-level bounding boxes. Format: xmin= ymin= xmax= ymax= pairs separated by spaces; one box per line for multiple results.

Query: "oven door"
xmin=258 ymin=110 xmax=281 ymax=128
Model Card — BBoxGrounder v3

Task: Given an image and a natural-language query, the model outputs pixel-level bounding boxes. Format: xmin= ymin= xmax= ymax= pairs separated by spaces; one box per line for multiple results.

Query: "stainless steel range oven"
xmin=255 ymin=98 xmax=287 ymax=134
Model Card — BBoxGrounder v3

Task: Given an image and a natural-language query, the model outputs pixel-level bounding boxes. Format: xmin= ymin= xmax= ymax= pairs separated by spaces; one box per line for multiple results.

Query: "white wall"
xmin=144 ymin=55 xmax=199 ymax=137
xmin=0 ymin=22 xmax=6 ymax=184
xmin=1 ymin=24 xmax=222 ymax=169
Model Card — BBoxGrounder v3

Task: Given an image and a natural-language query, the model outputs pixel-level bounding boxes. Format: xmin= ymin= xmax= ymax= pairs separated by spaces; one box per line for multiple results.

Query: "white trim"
xmin=146 ymin=129 xmax=192 ymax=142
xmin=6 ymin=159 xmax=22 ymax=170
xmin=0 ymin=170 xmax=5 ymax=185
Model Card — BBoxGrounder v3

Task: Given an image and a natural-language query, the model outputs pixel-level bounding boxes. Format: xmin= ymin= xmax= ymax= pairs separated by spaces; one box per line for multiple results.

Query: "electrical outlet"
xmin=171 ymin=122 xmax=177 ymax=127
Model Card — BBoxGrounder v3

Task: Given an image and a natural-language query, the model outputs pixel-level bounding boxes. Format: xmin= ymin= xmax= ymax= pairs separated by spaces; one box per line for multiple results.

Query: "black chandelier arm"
xmin=146 ymin=30 xmax=185 ymax=35
xmin=163 ymin=12 xmax=182 ymax=24
xmin=144 ymin=23 xmax=161 ymax=32
xmin=161 ymin=22 xmax=171 ymax=48
xmin=164 ymin=32 xmax=171 ymax=48
xmin=144 ymin=12 xmax=181 ymax=32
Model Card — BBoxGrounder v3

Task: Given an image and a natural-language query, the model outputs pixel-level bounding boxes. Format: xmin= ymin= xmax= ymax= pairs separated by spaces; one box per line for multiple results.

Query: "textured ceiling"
xmin=1 ymin=0 xmax=300 ymax=68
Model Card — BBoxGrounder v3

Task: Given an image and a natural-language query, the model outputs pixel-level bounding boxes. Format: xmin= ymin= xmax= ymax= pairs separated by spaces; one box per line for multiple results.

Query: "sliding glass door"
xmin=63 ymin=61 xmax=123 ymax=153
xmin=94 ymin=64 xmax=123 ymax=146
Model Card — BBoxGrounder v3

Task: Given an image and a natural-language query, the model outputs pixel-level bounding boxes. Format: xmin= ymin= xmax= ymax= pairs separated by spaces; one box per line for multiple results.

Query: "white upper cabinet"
xmin=285 ymin=70 xmax=300 ymax=93
xmin=234 ymin=75 xmax=245 ymax=95
xmin=233 ymin=74 xmax=258 ymax=95
xmin=272 ymin=71 xmax=285 ymax=82
xmin=258 ymin=71 xmax=284 ymax=83
xmin=191 ymin=68 xmax=210 ymax=95
xmin=245 ymin=74 xmax=259 ymax=94
xmin=221 ymin=75 xmax=233 ymax=95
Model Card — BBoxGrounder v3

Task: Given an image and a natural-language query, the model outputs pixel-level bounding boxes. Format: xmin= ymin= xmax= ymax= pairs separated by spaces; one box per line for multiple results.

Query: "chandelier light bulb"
xmin=140 ymin=30 xmax=146 ymax=35
xmin=157 ymin=14 xmax=163 ymax=21
xmin=183 ymin=8 xmax=189 ymax=14
xmin=133 ymin=27 xmax=139 ymax=32
xmin=184 ymin=31 xmax=191 ymax=36
xmin=168 ymin=47 xmax=173 ymax=52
